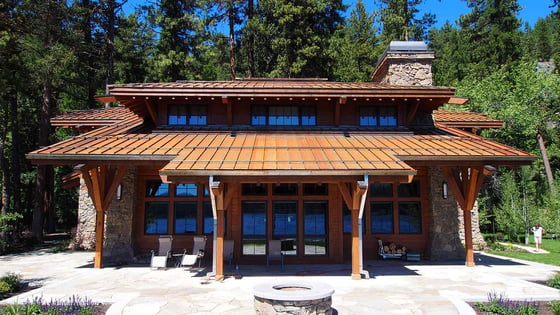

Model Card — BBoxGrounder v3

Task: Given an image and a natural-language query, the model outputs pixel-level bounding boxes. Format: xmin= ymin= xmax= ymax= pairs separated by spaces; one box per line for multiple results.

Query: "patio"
xmin=1 ymin=250 xmax=559 ymax=314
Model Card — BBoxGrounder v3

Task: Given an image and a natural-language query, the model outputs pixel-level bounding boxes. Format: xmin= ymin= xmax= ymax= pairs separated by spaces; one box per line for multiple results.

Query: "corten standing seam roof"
xmin=433 ymin=110 xmax=504 ymax=129
xmin=51 ymin=107 xmax=140 ymax=127
xmin=28 ymin=81 xmax=535 ymax=176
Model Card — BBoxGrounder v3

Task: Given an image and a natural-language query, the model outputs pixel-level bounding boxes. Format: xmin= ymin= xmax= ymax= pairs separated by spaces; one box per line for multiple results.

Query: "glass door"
xmin=304 ymin=201 xmax=328 ymax=255
xmin=242 ymin=201 xmax=266 ymax=255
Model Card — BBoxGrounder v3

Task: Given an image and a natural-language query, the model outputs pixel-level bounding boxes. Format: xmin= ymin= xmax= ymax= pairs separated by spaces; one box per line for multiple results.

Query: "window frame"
xmin=167 ymin=104 xmax=208 ymax=126
xmin=359 ymin=105 xmax=397 ymax=127
xmin=251 ymin=105 xmax=317 ymax=126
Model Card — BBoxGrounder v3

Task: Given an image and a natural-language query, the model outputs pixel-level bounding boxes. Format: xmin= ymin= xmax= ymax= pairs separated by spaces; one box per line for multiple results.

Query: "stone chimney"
xmin=371 ymin=41 xmax=434 ymax=86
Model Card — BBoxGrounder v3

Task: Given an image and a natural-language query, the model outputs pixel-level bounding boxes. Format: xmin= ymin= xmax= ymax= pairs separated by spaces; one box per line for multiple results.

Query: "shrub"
xmin=548 ymin=301 xmax=560 ymax=315
xmin=474 ymin=291 xmax=538 ymax=315
xmin=0 ymin=273 xmax=21 ymax=299
xmin=0 ymin=295 xmax=95 ymax=315
xmin=547 ymin=273 xmax=560 ymax=289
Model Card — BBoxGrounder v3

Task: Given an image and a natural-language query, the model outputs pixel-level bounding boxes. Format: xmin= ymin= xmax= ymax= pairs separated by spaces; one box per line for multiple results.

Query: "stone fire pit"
xmin=253 ymin=280 xmax=334 ymax=315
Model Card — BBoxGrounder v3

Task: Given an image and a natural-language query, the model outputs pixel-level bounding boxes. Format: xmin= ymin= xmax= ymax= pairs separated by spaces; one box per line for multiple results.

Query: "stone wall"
xmin=71 ymin=167 xmax=137 ymax=265
xmin=427 ymin=167 xmax=486 ymax=261
xmin=381 ymin=53 xmax=434 ymax=86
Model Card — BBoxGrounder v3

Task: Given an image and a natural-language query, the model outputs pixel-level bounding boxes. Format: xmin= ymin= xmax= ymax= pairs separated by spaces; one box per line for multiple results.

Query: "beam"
xmin=144 ymin=99 xmax=159 ymax=125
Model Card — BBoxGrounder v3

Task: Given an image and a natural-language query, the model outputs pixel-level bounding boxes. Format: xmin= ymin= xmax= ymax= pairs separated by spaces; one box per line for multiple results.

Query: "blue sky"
xmin=123 ymin=0 xmax=557 ymax=28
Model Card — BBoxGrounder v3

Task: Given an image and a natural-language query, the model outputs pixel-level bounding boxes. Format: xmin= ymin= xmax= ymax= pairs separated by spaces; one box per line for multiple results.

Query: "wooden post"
xmin=338 ymin=181 xmax=367 ymax=279
xmin=441 ymin=166 xmax=494 ymax=267
xmin=79 ymin=165 xmax=128 ymax=269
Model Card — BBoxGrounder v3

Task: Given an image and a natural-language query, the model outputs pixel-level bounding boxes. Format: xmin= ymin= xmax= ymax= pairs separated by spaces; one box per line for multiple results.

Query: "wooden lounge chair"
xmin=180 ymin=235 xmax=207 ymax=270
xmin=266 ymin=239 xmax=284 ymax=270
xmin=151 ymin=235 xmax=173 ymax=269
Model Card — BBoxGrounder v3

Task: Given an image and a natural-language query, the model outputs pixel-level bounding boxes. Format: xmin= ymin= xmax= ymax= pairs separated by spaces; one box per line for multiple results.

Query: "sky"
xmin=123 ymin=0 xmax=557 ymax=29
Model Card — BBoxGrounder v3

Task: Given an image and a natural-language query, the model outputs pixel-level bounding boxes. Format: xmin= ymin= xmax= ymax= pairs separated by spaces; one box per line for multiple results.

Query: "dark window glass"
xmin=379 ymin=106 xmax=397 ymax=127
xmin=174 ymin=202 xmax=197 ymax=234
xmin=303 ymin=183 xmax=328 ymax=196
xmin=273 ymin=201 xmax=297 ymax=236
xmin=241 ymin=183 xmax=268 ymax=196
xmin=146 ymin=180 xmax=169 ymax=197
xmin=189 ymin=105 xmax=207 ymax=125
xmin=251 ymin=105 xmax=267 ymax=125
xmin=167 ymin=104 xmax=207 ymax=126
xmin=168 ymin=105 xmax=187 ymax=125
xmin=301 ymin=106 xmax=316 ymax=126
xmin=203 ymin=201 xmax=213 ymax=234
xmin=242 ymin=201 xmax=266 ymax=255
xmin=175 ymin=183 xmax=197 ymax=197
xmin=269 ymin=106 xmax=299 ymax=125
xmin=360 ymin=106 xmax=377 ymax=126
xmin=398 ymin=181 xmax=420 ymax=197
xmin=371 ymin=201 xmax=394 ymax=234
xmin=304 ymin=201 xmax=327 ymax=255
xmin=272 ymin=183 xmax=298 ymax=195
xmin=370 ymin=183 xmax=393 ymax=197
xmin=145 ymin=202 xmax=168 ymax=234
xmin=399 ymin=202 xmax=422 ymax=234
xmin=359 ymin=106 xmax=397 ymax=127
xmin=342 ymin=203 xmax=351 ymax=234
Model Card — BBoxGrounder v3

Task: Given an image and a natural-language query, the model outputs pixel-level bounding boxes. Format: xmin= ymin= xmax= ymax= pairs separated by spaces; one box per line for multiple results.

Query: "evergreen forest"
xmin=0 ymin=0 xmax=559 ymax=251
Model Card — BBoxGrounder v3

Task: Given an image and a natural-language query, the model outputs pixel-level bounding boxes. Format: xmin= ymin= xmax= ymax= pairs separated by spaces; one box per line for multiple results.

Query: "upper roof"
xmin=51 ymin=107 xmax=139 ymax=128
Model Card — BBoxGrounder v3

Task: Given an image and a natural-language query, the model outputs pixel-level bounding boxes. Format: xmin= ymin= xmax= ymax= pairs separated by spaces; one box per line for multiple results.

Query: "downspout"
xmin=359 ymin=174 xmax=369 ymax=279
xmin=208 ymin=175 xmax=217 ymax=278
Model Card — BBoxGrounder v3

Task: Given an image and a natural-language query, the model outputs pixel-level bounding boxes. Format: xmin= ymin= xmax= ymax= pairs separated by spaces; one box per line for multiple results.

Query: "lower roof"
xmin=28 ymin=118 xmax=536 ymax=178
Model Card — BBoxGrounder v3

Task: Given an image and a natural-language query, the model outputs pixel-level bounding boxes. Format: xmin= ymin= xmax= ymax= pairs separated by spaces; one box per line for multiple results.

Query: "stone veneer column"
xmin=427 ymin=167 xmax=486 ymax=260
xmin=371 ymin=41 xmax=434 ymax=86
xmin=72 ymin=167 xmax=137 ymax=265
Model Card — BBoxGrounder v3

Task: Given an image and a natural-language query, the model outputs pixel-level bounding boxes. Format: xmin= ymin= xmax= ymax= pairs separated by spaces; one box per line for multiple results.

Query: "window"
xmin=359 ymin=106 xmax=397 ymax=127
xmin=242 ymin=183 xmax=268 ymax=196
xmin=398 ymin=181 xmax=420 ymax=197
xmin=371 ymin=202 xmax=394 ymax=234
xmin=176 ymin=183 xmax=197 ymax=197
xmin=142 ymin=181 xmax=212 ymax=236
xmin=370 ymin=180 xmax=423 ymax=235
xmin=304 ymin=201 xmax=327 ymax=255
xmin=342 ymin=203 xmax=351 ymax=234
xmin=145 ymin=202 xmax=168 ymax=234
xmin=167 ymin=104 xmax=207 ymax=126
xmin=272 ymin=183 xmax=298 ymax=196
xmin=370 ymin=183 xmax=393 ymax=197
xmin=242 ymin=201 xmax=267 ymax=255
xmin=146 ymin=180 xmax=169 ymax=197
xmin=303 ymin=183 xmax=328 ymax=196
xmin=174 ymin=202 xmax=197 ymax=234
xmin=399 ymin=202 xmax=422 ymax=233
xmin=273 ymin=201 xmax=298 ymax=255
xmin=251 ymin=105 xmax=316 ymax=126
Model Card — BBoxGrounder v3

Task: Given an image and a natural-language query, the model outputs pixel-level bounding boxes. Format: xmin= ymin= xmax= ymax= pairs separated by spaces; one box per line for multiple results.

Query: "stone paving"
xmin=1 ymin=250 xmax=560 ymax=315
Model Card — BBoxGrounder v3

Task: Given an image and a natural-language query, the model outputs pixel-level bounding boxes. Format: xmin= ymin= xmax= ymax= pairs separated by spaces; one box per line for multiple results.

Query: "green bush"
xmin=547 ymin=273 xmax=560 ymax=289
xmin=0 ymin=273 xmax=21 ymax=299
xmin=548 ymin=301 xmax=560 ymax=315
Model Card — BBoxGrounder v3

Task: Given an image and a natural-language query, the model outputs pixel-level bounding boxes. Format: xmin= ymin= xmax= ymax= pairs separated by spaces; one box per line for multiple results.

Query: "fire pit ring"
xmin=253 ymin=280 xmax=334 ymax=314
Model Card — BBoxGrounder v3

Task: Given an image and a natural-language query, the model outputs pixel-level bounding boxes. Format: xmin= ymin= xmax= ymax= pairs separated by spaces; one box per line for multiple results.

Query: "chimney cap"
xmin=387 ymin=41 xmax=430 ymax=52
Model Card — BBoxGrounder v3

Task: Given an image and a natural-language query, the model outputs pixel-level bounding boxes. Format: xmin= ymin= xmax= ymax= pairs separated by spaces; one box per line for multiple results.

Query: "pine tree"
xmin=377 ymin=0 xmax=435 ymax=43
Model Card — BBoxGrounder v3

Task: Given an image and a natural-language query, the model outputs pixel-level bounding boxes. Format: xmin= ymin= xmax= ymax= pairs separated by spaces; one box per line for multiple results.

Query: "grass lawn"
xmin=488 ymin=238 xmax=560 ymax=267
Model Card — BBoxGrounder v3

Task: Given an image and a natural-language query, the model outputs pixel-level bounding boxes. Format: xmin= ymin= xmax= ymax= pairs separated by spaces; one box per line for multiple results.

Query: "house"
xmin=27 ymin=41 xmax=535 ymax=280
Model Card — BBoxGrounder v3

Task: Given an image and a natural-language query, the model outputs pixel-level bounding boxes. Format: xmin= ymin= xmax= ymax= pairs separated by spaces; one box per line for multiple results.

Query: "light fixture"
xmin=116 ymin=184 xmax=122 ymax=200
xmin=442 ymin=182 xmax=448 ymax=199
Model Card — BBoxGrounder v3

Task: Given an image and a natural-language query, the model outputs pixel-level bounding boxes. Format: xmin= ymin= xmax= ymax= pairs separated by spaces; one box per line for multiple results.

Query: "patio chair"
xmin=223 ymin=240 xmax=234 ymax=268
xmin=180 ymin=235 xmax=207 ymax=270
xmin=150 ymin=235 xmax=173 ymax=269
xmin=266 ymin=239 xmax=284 ymax=270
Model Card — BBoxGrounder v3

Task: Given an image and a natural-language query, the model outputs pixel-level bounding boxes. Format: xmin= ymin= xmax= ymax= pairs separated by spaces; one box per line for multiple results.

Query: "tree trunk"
xmin=228 ymin=0 xmax=235 ymax=80
xmin=537 ymin=133 xmax=555 ymax=195
xmin=105 ymin=0 xmax=116 ymax=108
xmin=247 ymin=0 xmax=254 ymax=77
xmin=10 ymin=93 xmax=21 ymax=218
